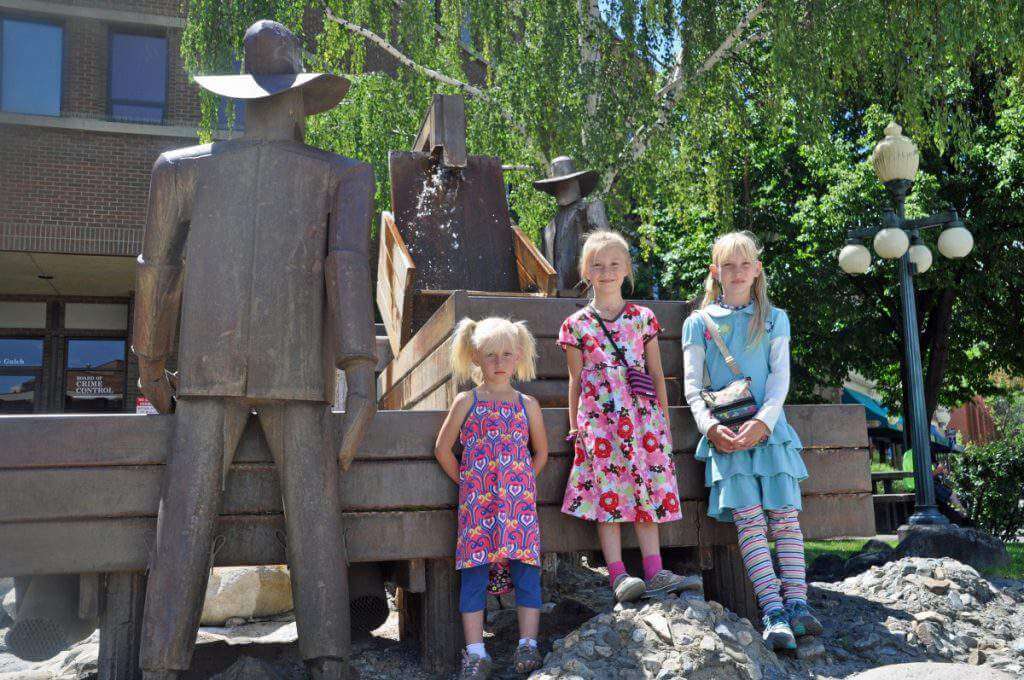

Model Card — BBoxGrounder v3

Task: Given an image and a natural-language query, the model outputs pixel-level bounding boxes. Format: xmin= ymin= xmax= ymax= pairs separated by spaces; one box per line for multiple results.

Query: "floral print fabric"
xmin=558 ymin=303 xmax=682 ymax=523
xmin=455 ymin=393 xmax=541 ymax=570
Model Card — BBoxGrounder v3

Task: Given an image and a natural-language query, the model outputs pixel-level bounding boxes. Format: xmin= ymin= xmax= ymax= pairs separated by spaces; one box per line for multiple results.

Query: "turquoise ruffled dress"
xmin=682 ymin=304 xmax=807 ymax=523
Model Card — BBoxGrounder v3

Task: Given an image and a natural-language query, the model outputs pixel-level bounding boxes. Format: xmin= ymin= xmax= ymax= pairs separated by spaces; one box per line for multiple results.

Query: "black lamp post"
xmin=838 ymin=123 xmax=974 ymax=526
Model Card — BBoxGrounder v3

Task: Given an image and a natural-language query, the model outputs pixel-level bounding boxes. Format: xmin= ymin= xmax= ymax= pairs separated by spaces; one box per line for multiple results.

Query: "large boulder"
xmin=894 ymin=524 xmax=1010 ymax=573
xmin=201 ymin=566 xmax=293 ymax=626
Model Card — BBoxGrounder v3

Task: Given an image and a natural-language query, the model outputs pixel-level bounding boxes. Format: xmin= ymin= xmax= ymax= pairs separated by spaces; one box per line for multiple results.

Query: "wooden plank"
xmin=0 ymin=493 xmax=869 ymax=576
xmin=0 ymin=404 xmax=869 ymax=471
xmin=0 ymin=447 xmax=868 ymax=523
xmin=376 ymin=290 xmax=466 ymax=396
xmin=98 ymin=571 xmax=146 ymax=680
xmin=466 ymin=296 xmax=690 ymax=338
xmin=419 ymin=558 xmax=462 ymax=675
xmin=79 ymin=572 xmax=101 ymax=620
xmin=376 ymin=211 xmax=417 ymax=358
xmin=703 ymin=545 xmax=759 ymax=623
xmin=378 ymin=336 xmax=454 ymax=410
xmin=512 ymin=225 xmax=556 ymax=295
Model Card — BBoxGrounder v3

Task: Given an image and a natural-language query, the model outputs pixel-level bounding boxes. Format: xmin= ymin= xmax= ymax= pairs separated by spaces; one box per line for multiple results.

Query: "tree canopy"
xmin=181 ymin=1 xmax=1024 ymax=414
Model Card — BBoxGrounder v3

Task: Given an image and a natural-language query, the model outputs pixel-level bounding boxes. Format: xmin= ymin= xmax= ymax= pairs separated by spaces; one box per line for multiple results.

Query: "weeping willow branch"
xmin=322 ymin=2 xmax=549 ymax=168
xmin=600 ymin=1 xmax=768 ymax=195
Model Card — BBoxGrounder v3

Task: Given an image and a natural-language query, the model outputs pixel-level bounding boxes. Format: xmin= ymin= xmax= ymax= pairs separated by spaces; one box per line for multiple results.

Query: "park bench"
xmin=871 ymin=470 xmax=915 ymax=494
xmin=873 ymin=493 xmax=917 ymax=534
xmin=0 ymin=400 xmax=872 ymax=676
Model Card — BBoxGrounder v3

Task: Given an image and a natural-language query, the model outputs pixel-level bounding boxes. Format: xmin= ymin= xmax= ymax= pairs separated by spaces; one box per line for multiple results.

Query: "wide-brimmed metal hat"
xmin=194 ymin=20 xmax=349 ymax=116
xmin=532 ymin=156 xmax=599 ymax=198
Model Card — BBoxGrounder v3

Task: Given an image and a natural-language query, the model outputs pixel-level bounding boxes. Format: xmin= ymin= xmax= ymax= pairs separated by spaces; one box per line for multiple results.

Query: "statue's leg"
xmin=259 ymin=401 xmax=350 ymax=677
xmin=140 ymin=397 xmax=250 ymax=676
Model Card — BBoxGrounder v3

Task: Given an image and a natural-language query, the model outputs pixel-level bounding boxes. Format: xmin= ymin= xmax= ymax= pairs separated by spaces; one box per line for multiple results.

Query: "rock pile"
xmin=804 ymin=556 xmax=1024 ymax=677
xmin=533 ymin=589 xmax=786 ymax=680
xmin=531 ymin=556 xmax=1024 ymax=679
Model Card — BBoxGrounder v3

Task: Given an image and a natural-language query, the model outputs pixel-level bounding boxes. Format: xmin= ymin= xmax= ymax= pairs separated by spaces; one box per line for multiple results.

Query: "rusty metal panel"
xmin=389 ymin=152 xmax=519 ymax=294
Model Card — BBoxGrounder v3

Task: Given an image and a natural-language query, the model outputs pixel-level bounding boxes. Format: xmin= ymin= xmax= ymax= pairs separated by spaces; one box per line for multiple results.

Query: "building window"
xmin=0 ymin=337 xmax=43 ymax=413
xmin=0 ymin=17 xmax=63 ymax=116
xmin=64 ymin=338 xmax=125 ymax=412
xmin=109 ymin=31 xmax=167 ymax=123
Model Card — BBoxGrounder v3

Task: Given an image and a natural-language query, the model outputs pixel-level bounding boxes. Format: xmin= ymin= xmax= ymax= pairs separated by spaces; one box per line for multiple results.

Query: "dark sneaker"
xmin=612 ymin=573 xmax=646 ymax=603
xmin=513 ymin=644 xmax=542 ymax=674
xmin=786 ymin=600 xmax=823 ymax=637
xmin=459 ymin=651 xmax=492 ymax=680
xmin=762 ymin=609 xmax=797 ymax=650
xmin=643 ymin=569 xmax=702 ymax=597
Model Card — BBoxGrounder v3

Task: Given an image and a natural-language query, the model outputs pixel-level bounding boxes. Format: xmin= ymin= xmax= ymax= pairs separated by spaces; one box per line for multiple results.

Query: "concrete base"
xmin=895 ymin=523 xmax=1010 ymax=572
xmin=849 ymin=662 xmax=1011 ymax=679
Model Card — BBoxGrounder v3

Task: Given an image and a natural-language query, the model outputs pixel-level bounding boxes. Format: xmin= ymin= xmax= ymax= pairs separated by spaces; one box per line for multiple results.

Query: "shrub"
xmin=947 ymin=396 xmax=1024 ymax=542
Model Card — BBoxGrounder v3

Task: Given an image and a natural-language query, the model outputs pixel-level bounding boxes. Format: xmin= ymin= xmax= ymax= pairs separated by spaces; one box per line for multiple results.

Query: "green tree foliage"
xmin=947 ymin=395 xmax=1024 ymax=542
xmin=181 ymin=1 xmax=1024 ymax=408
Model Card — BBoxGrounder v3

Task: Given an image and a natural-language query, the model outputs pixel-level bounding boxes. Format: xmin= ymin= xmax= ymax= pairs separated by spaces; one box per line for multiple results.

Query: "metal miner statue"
xmin=532 ymin=155 xmax=609 ymax=294
xmin=132 ymin=20 xmax=376 ymax=680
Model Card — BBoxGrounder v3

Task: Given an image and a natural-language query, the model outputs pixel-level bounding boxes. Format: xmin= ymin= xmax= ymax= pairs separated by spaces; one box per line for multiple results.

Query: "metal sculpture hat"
xmin=532 ymin=156 xmax=599 ymax=198
xmin=193 ymin=20 xmax=349 ymax=116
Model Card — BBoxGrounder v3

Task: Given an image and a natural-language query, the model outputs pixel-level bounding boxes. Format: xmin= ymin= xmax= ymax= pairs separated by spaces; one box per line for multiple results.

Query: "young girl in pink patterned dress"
xmin=559 ymin=230 xmax=694 ymax=603
xmin=434 ymin=317 xmax=549 ymax=679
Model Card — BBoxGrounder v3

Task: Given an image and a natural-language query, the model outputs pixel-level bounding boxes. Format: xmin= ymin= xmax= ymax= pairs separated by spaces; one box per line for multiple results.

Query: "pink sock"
xmin=608 ymin=561 xmax=627 ymax=587
xmin=642 ymin=554 xmax=663 ymax=580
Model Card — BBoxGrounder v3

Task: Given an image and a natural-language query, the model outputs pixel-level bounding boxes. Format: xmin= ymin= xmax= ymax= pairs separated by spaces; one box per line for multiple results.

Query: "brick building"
xmin=0 ymin=0 xmax=216 ymax=414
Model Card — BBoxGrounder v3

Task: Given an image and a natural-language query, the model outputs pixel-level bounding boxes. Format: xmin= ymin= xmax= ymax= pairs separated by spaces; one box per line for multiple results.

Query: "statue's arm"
xmin=326 ymin=161 xmax=377 ymax=469
xmin=132 ymin=148 xmax=202 ymax=411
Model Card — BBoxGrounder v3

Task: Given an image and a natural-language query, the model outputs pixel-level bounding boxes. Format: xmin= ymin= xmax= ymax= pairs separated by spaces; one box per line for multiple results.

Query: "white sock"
xmin=518 ymin=637 xmax=538 ymax=648
xmin=466 ymin=642 xmax=488 ymax=658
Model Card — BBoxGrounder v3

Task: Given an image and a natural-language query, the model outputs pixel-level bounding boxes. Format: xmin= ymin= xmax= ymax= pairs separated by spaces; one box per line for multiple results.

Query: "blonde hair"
xmin=451 ymin=317 xmax=538 ymax=385
xmin=578 ymin=229 xmax=635 ymax=296
xmin=700 ymin=231 xmax=771 ymax=346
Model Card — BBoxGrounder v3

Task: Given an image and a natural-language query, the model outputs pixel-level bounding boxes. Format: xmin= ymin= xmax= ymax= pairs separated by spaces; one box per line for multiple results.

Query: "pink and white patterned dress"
xmin=455 ymin=391 xmax=541 ymax=570
xmin=558 ymin=303 xmax=681 ymax=523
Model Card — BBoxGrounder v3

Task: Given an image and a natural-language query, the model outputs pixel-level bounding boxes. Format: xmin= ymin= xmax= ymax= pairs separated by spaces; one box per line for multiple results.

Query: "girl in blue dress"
xmin=681 ymin=231 xmax=821 ymax=650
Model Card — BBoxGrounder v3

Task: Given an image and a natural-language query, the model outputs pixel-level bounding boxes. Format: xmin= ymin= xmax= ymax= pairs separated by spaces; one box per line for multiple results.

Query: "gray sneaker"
xmin=643 ymin=569 xmax=701 ymax=597
xmin=762 ymin=609 xmax=797 ymax=650
xmin=612 ymin=573 xmax=646 ymax=603
xmin=459 ymin=651 xmax=492 ymax=680
xmin=786 ymin=600 xmax=823 ymax=637
xmin=513 ymin=644 xmax=542 ymax=674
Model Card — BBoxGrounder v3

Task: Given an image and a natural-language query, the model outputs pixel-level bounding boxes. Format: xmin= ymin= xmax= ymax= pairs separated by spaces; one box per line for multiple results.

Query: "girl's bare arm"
xmin=566 ymin=346 xmax=583 ymax=435
xmin=523 ymin=395 xmax=549 ymax=475
xmin=434 ymin=391 xmax=473 ymax=484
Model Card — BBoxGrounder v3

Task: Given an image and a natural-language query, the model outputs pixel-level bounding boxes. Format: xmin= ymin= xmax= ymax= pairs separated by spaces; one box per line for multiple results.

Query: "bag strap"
xmin=589 ymin=306 xmax=630 ymax=368
xmin=697 ymin=309 xmax=744 ymax=377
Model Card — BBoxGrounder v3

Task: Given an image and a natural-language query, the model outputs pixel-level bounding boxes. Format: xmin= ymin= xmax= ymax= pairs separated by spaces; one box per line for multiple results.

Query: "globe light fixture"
xmin=838 ymin=242 xmax=871 ymax=274
xmin=873 ymin=227 xmax=909 ymax=259
xmin=938 ymin=225 xmax=974 ymax=259
xmin=871 ymin=122 xmax=920 ymax=183
xmin=908 ymin=242 xmax=932 ymax=273
xmin=836 ymin=122 xmax=975 ymax=527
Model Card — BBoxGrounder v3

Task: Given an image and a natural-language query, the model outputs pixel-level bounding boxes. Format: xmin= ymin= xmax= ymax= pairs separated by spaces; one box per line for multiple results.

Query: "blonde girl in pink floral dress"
xmin=559 ymin=230 xmax=693 ymax=603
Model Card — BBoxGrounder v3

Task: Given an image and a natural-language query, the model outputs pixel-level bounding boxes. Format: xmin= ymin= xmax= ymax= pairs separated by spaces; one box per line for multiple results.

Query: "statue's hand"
xmin=338 ymin=359 xmax=376 ymax=471
xmin=138 ymin=357 xmax=176 ymax=414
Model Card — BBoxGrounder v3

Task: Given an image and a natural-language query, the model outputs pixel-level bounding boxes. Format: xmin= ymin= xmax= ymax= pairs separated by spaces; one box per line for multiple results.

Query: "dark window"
xmin=0 ymin=18 xmax=62 ymax=115
xmin=0 ymin=338 xmax=43 ymax=368
xmin=0 ymin=374 xmax=36 ymax=413
xmin=65 ymin=338 xmax=125 ymax=412
xmin=109 ymin=31 xmax=166 ymax=123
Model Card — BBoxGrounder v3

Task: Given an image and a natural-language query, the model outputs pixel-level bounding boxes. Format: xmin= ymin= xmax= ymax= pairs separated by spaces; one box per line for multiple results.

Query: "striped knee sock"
xmin=733 ymin=504 xmax=783 ymax=613
xmin=767 ymin=506 xmax=807 ymax=605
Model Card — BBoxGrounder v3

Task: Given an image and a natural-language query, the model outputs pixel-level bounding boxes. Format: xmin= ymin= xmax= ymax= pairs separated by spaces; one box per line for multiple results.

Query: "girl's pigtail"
xmin=513 ymin=321 xmax=538 ymax=383
xmin=451 ymin=318 xmax=478 ymax=384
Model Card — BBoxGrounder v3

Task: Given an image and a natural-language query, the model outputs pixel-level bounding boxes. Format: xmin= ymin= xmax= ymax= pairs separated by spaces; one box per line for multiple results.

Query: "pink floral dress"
xmin=558 ymin=303 xmax=681 ymax=523
xmin=455 ymin=391 xmax=541 ymax=570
